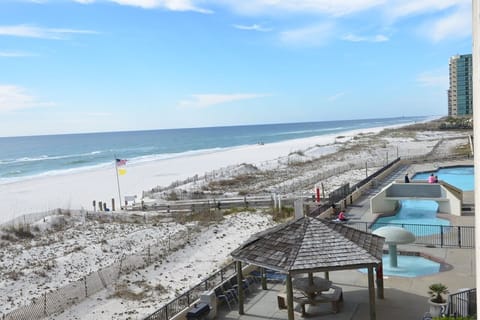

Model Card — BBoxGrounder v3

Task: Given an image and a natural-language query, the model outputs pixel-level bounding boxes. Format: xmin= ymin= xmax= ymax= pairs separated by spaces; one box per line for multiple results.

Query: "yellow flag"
xmin=118 ymin=168 xmax=127 ymax=175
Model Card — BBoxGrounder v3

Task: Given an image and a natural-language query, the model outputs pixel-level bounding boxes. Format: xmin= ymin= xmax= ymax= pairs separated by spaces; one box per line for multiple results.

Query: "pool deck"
xmin=217 ymin=160 xmax=476 ymax=320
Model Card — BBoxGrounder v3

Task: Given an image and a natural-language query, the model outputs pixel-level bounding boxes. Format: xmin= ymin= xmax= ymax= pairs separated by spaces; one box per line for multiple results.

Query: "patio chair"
xmin=222 ymin=280 xmax=239 ymax=301
xmin=230 ymin=276 xmax=251 ymax=295
xmin=214 ymin=287 xmax=236 ymax=310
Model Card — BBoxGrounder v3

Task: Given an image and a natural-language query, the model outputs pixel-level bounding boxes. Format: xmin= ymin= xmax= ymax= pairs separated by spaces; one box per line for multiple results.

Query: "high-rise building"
xmin=448 ymin=54 xmax=473 ymax=116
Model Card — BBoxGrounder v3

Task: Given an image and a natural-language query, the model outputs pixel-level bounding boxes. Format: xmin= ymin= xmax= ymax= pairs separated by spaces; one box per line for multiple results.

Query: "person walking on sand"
xmin=428 ymin=173 xmax=435 ymax=184
xmin=404 ymin=174 xmax=410 ymax=183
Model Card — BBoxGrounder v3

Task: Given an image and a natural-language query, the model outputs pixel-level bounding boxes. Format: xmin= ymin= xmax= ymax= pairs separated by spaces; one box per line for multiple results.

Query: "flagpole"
xmin=114 ymin=156 xmax=122 ymax=210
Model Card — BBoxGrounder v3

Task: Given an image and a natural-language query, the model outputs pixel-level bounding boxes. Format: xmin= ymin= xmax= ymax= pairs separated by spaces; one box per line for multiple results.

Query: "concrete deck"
xmin=217 ymin=160 xmax=476 ymax=320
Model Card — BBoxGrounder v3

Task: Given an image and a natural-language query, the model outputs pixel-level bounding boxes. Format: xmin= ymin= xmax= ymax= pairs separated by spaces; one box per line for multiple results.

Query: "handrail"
xmin=143 ymin=261 xmax=237 ymax=320
xmin=447 ymin=288 xmax=477 ymax=317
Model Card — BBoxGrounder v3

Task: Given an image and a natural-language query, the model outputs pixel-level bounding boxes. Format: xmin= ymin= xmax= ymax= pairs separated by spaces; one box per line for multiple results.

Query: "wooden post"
xmin=324 ymin=271 xmax=329 ymax=280
xmin=368 ymin=266 xmax=376 ymax=320
xmin=43 ymin=292 xmax=47 ymax=316
xmin=261 ymin=267 xmax=267 ymax=290
xmin=111 ymin=198 xmax=115 ymax=212
xmin=236 ymin=261 xmax=244 ymax=315
xmin=376 ymin=263 xmax=384 ymax=299
xmin=286 ymin=273 xmax=295 ymax=320
xmin=92 ymin=200 xmax=96 ymax=212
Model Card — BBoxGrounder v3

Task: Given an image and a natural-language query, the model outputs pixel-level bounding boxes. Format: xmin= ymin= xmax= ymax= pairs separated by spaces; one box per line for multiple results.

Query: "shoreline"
xmin=0 ymin=117 xmax=456 ymax=225
xmin=0 ymin=123 xmax=404 ymax=224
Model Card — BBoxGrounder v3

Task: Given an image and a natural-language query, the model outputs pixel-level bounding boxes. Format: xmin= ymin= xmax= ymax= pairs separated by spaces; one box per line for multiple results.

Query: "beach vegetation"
xmin=6 ymin=270 xmax=23 ymax=281
xmin=289 ymin=150 xmax=305 ymax=157
xmin=112 ymin=283 xmax=148 ymax=301
xmin=206 ymin=174 xmax=258 ymax=189
xmin=272 ymin=206 xmax=294 ymax=222
xmin=440 ymin=116 xmax=473 ymax=130
xmin=2 ymin=224 xmax=34 ymax=240
xmin=167 ymin=191 xmax=179 ymax=201
xmin=454 ymin=143 xmax=472 ymax=156
xmin=223 ymin=207 xmax=256 ymax=216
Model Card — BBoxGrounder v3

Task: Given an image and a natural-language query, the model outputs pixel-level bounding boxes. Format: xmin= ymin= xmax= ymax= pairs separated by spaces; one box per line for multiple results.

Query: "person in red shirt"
xmin=338 ymin=211 xmax=347 ymax=221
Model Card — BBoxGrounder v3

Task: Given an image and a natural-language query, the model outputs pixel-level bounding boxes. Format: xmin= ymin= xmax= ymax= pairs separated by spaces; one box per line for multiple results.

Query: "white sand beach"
xmin=0 ymin=120 xmax=465 ymax=225
xmin=0 ymin=121 xmax=472 ymax=319
xmin=0 ymin=125 xmax=391 ymax=224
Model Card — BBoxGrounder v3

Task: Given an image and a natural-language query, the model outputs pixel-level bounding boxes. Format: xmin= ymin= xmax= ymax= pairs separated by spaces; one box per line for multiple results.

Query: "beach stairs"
xmin=363 ymin=164 xmax=410 ymax=197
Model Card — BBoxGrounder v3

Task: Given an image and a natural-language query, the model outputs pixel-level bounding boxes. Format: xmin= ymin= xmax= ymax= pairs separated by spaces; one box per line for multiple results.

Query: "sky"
xmin=0 ymin=0 xmax=472 ymax=137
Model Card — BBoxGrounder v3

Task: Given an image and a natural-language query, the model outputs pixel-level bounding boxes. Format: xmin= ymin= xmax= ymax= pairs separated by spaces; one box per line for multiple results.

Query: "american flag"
xmin=116 ymin=158 xmax=127 ymax=166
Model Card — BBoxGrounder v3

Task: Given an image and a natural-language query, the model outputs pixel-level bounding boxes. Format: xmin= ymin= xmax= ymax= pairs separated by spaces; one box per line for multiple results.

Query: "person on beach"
xmin=404 ymin=174 xmax=410 ymax=183
xmin=428 ymin=173 xmax=435 ymax=184
xmin=434 ymin=175 xmax=439 ymax=183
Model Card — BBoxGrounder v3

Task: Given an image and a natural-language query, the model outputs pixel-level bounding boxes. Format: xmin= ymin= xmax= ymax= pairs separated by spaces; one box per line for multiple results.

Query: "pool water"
xmin=359 ymin=254 xmax=441 ymax=277
xmin=372 ymin=200 xmax=450 ymax=236
xmin=414 ymin=166 xmax=473 ymax=191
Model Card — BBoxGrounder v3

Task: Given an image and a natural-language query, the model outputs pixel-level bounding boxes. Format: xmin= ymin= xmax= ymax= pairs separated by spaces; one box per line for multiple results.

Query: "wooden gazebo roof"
xmin=231 ymin=216 xmax=385 ymax=274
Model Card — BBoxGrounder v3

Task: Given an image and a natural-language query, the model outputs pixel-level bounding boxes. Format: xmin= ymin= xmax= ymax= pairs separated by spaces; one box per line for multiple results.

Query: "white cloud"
xmin=74 ymin=0 xmax=212 ymax=13
xmin=178 ymin=93 xmax=269 ymax=108
xmin=279 ymin=22 xmax=334 ymax=46
xmin=416 ymin=69 xmax=448 ymax=87
xmin=387 ymin=0 xmax=467 ymax=19
xmin=327 ymin=92 xmax=346 ymax=102
xmin=0 ymin=25 xmax=98 ymax=40
xmin=420 ymin=6 xmax=471 ymax=42
xmin=0 ymin=51 xmax=34 ymax=57
xmin=218 ymin=0 xmax=385 ymax=16
xmin=233 ymin=24 xmax=272 ymax=32
xmin=0 ymin=85 xmax=54 ymax=112
xmin=84 ymin=112 xmax=112 ymax=117
xmin=342 ymin=33 xmax=389 ymax=42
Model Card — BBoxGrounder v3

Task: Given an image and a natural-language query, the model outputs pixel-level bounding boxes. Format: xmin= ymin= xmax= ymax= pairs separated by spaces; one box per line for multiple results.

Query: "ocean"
xmin=0 ymin=116 xmax=429 ymax=184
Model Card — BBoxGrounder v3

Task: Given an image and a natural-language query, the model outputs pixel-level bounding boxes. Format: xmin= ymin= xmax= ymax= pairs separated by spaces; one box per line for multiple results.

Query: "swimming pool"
xmin=414 ymin=166 xmax=473 ymax=191
xmin=372 ymin=200 xmax=450 ymax=236
xmin=360 ymin=254 xmax=441 ymax=277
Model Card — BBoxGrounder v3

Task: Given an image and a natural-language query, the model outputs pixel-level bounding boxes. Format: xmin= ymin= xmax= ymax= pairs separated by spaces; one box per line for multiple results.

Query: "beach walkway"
xmin=217 ymin=160 xmax=475 ymax=320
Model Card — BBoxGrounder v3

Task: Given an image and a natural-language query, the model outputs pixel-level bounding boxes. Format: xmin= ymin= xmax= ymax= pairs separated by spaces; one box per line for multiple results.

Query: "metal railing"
xmin=144 ymin=262 xmax=237 ymax=320
xmin=448 ymin=288 xmax=477 ymax=317
xmin=345 ymin=222 xmax=475 ymax=248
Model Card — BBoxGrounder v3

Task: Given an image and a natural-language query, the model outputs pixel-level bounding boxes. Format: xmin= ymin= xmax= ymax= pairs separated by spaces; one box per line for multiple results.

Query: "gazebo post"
xmin=236 ymin=261 xmax=245 ymax=315
xmin=286 ymin=273 xmax=295 ymax=320
xmin=376 ymin=262 xmax=384 ymax=299
xmin=261 ymin=267 xmax=267 ymax=290
xmin=368 ymin=266 xmax=376 ymax=320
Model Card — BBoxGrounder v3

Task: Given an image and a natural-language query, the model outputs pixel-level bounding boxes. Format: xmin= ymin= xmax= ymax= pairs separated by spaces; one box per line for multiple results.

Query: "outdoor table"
xmin=292 ymin=276 xmax=332 ymax=298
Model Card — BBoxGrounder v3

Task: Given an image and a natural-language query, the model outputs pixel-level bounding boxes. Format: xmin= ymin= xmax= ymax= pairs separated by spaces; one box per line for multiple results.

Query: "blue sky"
xmin=0 ymin=0 xmax=472 ymax=137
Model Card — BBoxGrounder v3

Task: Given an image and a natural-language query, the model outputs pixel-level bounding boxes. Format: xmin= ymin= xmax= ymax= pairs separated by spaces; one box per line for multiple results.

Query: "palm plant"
xmin=428 ymin=283 xmax=449 ymax=303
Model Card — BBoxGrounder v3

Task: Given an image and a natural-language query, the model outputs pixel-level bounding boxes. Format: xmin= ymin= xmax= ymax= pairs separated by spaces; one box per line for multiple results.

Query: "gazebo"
xmin=231 ymin=216 xmax=386 ymax=320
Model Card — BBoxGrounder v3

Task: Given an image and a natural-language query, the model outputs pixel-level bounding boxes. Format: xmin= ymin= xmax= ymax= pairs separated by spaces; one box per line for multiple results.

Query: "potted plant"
xmin=428 ymin=283 xmax=449 ymax=317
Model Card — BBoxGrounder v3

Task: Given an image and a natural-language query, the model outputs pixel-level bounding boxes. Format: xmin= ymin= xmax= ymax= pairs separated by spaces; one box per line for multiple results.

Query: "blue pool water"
xmin=359 ymin=254 xmax=441 ymax=277
xmin=414 ymin=166 xmax=474 ymax=191
xmin=372 ymin=200 xmax=450 ymax=236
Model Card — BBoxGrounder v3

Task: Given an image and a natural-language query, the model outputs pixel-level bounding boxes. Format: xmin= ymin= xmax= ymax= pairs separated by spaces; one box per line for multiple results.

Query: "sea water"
xmin=0 ymin=116 xmax=428 ymax=183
